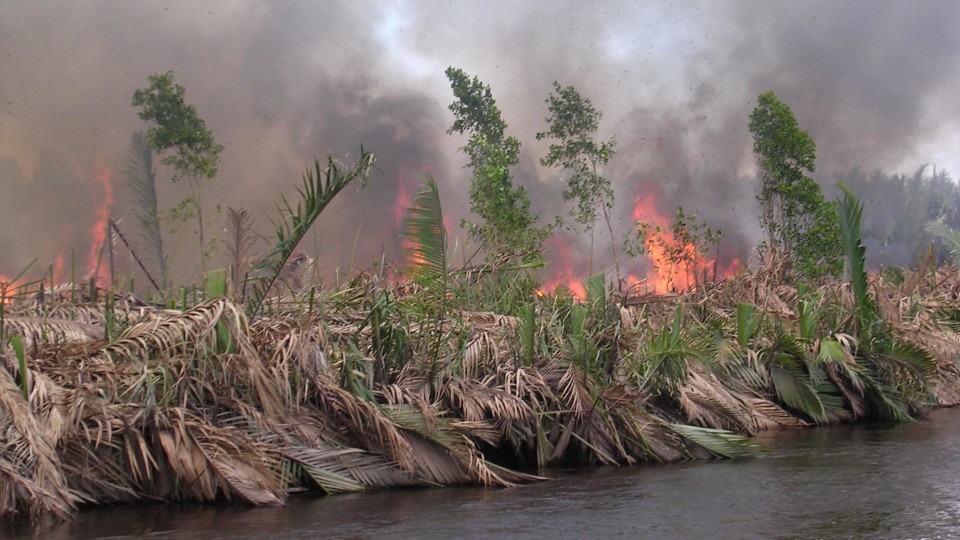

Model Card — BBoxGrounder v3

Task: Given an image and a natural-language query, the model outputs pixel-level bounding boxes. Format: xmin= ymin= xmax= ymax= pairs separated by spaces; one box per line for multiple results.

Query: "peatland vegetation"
xmin=2 ymin=75 xmax=960 ymax=525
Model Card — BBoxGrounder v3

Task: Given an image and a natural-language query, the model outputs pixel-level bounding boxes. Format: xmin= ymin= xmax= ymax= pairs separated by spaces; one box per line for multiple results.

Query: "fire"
xmin=629 ymin=193 xmax=704 ymax=293
xmin=540 ymin=235 xmax=587 ymax=300
xmin=0 ymin=162 xmax=117 ymax=295
xmin=627 ymin=193 xmax=740 ymax=294
xmin=84 ymin=163 xmax=115 ymax=285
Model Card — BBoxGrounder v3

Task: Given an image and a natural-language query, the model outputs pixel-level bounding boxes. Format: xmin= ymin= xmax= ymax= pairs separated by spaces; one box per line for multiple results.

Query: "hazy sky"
xmin=2 ymin=1 xmax=958 ymax=284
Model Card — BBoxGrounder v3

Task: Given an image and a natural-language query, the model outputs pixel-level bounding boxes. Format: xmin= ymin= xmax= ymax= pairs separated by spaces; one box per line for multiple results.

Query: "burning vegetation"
xmin=3 ymin=69 xmax=960 ymax=525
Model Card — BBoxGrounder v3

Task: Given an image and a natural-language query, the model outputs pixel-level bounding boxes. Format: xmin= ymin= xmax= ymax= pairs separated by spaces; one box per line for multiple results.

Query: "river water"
xmin=7 ymin=409 xmax=960 ymax=539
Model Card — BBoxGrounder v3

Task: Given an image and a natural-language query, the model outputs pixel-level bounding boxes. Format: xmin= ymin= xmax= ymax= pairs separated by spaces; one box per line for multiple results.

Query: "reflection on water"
xmin=6 ymin=409 xmax=960 ymax=539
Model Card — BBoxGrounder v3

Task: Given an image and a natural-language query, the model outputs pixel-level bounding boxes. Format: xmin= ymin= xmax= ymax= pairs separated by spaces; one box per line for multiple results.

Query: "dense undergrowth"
xmin=2 ymin=152 xmax=959 ymax=523
xmin=1 ymin=259 xmax=960 ymax=522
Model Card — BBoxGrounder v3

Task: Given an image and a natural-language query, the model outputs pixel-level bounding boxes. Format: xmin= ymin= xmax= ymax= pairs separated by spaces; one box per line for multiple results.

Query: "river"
xmin=7 ymin=409 xmax=960 ymax=539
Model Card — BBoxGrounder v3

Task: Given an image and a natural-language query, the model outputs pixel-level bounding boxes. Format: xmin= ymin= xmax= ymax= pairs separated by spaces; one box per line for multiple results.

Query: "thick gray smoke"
xmin=2 ymin=1 xmax=958 ymax=285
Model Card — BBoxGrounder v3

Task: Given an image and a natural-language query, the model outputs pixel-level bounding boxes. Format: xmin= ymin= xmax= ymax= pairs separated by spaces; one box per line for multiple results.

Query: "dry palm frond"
xmin=154 ymin=408 xmax=285 ymax=505
xmin=678 ymin=369 xmax=753 ymax=433
xmin=607 ymin=401 xmax=684 ymax=462
xmin=126 ymin=131 xmax=167 ymax=285
xmin=0 ymin=367 xmax=75 ymax=520
xmin=438 ymin=376 xmax=538 ymax=454
xmin=252 ymin=317 xmax=332 ymax=399
xmin=225 ymin=206 xmax=257 ymax=294
xmin=439 ymin=377 xmax=533 ymax=425
xmin=58 ymin=433 xmax=142 ymax=505
xmin=309 ymin=381 xmax=418 ymax=472
xmin=191 ymin=423 xmax=285 ymax=506
xmin=2 ymin=317 xmax=101 ymax=345
xmin=544 ymin=363 xmax=627 ymax=465
xmin=679 ymin=368 xmax=804 ymax=434
xmin=381 ymin=403 xmax=516 ymax=487
xmin=461 ymin=331 xmax=500 ymax=379
xmin=7 ymin=302 xmax=106 ymax=325
xmin=107 ymin=298 xmax=242 ymax=361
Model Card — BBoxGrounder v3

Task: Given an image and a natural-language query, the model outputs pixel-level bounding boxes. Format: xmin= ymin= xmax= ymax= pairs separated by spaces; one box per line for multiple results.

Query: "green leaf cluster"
xmin=132 ymin=71 xmax=223 ymax=181
xmin=749 ymin=91 xmax=841 ymax=279
xmin=537 ymin=82 xmax=616 ymax=232
xmin=445 ymin=67 xmax=549 ymax=260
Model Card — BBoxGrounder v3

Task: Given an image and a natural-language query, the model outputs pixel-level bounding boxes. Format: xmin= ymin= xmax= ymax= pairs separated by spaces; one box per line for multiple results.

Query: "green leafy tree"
xmin=445 ymin=67 xmax=548 ymax=261
xmin=132 ymin=71 xmax=224 ymax=274
xmin=749 ymin=91 xmax=841 ymax=279
xmin=537 ymin=82 xmax=619 ymax=280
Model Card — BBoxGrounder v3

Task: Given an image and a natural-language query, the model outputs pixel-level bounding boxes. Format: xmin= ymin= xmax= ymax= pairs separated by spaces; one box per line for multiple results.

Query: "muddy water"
xmin=7 ymin=409 xmax=960 ymax=539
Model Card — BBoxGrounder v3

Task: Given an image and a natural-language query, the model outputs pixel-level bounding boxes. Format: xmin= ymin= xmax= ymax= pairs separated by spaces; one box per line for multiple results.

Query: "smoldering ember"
xmin=3 ymin=1 xmax=960 ymax=528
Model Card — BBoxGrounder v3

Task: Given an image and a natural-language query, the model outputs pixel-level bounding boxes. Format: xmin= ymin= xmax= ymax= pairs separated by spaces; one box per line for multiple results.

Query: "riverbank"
xmin=12 ymin=408 xmax=959 ymax=539
xmin=2 ymin=266 xmax=959 ymax=522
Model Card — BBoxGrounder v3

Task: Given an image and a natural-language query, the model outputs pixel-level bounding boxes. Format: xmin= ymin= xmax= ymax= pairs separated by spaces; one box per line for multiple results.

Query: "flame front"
xmin=629 ymin=193 xmax=740 ymax=294
xmin=84 ymin=163 xmax=115 ymax=285
xmin=540 ymin=235 xmax=587 ymax=300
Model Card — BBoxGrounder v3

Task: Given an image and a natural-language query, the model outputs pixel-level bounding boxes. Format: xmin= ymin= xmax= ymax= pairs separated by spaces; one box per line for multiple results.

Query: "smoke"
xmin=2 ymin=1 xmax=959 ymax=284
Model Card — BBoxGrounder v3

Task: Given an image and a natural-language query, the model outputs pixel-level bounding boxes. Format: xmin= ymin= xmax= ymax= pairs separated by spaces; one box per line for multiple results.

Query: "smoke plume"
xmin=2 ymin=1 xmax=958 ymax=285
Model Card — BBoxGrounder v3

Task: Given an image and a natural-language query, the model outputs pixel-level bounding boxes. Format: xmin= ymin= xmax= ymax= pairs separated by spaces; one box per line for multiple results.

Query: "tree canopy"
xmin=445 ymin=67 xmax=548 ymax=260
xmin=132 ymin=71 xmax=223 ymax=182
xmin=749 ymin=91 xmax=841 ymax=278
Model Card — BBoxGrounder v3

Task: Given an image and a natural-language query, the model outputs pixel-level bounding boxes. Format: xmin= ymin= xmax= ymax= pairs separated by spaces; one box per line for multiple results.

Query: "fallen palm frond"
xmin=2 ymin=317 xmax=102 ymax=345
xmin=0 ymin=368 xmax=76 ymax=521
xmin=3 ymin=256 xmax=960 ymax=523
xmin=669 ymin=424 xmax=761 ymax=459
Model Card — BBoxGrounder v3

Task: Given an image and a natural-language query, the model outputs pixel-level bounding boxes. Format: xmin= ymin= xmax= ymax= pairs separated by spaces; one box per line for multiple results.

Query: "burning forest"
xmin=4 ymin=0 xmax=960 ymax=528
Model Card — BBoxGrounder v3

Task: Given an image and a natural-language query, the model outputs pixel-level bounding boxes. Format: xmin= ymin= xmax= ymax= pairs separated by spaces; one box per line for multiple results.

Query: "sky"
xmin=2 ymin=0 xmax=959 ymax=286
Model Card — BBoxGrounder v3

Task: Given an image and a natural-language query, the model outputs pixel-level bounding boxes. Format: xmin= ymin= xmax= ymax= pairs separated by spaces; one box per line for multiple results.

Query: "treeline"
xmin=834 ymin=166 xmax=960 ymax=268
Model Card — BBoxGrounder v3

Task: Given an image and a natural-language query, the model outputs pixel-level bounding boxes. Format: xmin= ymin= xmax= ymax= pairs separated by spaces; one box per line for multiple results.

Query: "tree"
xmin=749 ymin=91 xmax=841 ymax=279
xmin=536 ymin=82 xmax=618 ymax=280
xmin=445 ymin=67 xmax=548 ymax=261
xmin=132 ymin=71 xmax=223 ymax=274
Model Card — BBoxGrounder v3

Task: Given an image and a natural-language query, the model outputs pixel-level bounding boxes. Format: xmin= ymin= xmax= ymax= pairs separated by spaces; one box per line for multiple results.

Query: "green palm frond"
xmin=769 ymin=359 xmax=826 ymax=422
xmin=816 ymin=335 xmax=866 ymax=393
xmin=401 ymin=175 xmax=447 ymax=291
xmin=736 ymin=303 xmax=762 ymax=348
xmin=835 ymin=183 xmax=876 ymax=333
xmin=247 ymin=148 xmax=375 ymax=319
xmin=669 ymin=424 xmax=761 ymax=459
xmin=716 ymin=341 xmax=769 ymax=391
xmin=797 ymin=291 xmax=822 ymax=342
xmin=632 ymin=308 xmax=703 ymax=395
xmin=283 ymin=445 xmax=414 ymax=494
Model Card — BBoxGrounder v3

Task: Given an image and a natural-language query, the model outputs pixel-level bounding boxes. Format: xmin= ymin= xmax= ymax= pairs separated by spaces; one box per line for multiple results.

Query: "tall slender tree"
xmin=537 ymin=82 xmax=618 ymax=280
xmin=445 ymin=67 xmax=548 ymax=261
xmin=749 ymin=91 xmax=841 ymax=278
xmin=132 ymin=71 xmax=223 ymax=274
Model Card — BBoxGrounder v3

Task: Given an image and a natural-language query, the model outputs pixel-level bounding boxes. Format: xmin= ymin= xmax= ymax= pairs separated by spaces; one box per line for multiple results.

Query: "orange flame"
xmin=540 ymin=235 xmax=587 ymax=300
xmin=85 ymin=163 xmax=115 ymax=285
xmin=628 ymin=193 xmax=740 ymax=294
